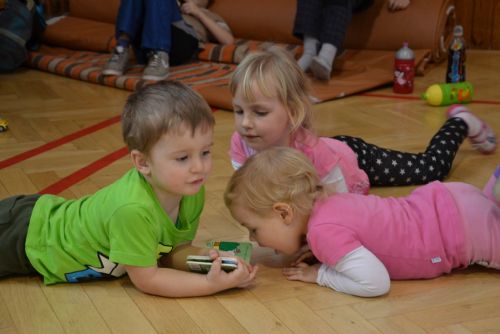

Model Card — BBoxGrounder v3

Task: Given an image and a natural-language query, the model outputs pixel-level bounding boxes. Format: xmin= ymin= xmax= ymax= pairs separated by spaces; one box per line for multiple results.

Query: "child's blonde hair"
xmin=229 ymin=47 xmax=313 ymax=133
xmin=122 ymin=81 xmax=215 ymax=154
xmin=224 ymin=147 xmax=324 ymax=217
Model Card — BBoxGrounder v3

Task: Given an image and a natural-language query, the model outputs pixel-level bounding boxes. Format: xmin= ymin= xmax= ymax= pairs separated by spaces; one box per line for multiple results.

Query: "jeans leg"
xmin=141 ymin=0 xmax=182 ymax=52
xmin=115 ymin=0 xmax=144 ymax=41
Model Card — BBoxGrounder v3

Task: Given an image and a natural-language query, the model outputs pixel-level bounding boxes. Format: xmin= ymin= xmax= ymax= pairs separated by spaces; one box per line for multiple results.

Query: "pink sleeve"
xmin=229 ymin=132 xmax=248 ymax=168
xmin=308 ymin=223 xmax=362 ymax=267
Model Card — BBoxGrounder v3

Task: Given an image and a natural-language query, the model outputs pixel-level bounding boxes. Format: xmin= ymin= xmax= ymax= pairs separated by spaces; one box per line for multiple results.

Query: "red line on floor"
xmin=0 ymin=115 xmax=121 ymax=170
xmin=39 ymin=147 xmax=129 ymax=195
xmin=361 ymin=93 xmax=500 ymax=105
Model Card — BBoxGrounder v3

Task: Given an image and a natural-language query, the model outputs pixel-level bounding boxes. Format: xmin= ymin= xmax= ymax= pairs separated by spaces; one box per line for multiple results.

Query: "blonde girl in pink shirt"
xmin=229 ymin=48 xmax=496 ymax=195
xmin=224 ymin=147 xmax=500 ymax=297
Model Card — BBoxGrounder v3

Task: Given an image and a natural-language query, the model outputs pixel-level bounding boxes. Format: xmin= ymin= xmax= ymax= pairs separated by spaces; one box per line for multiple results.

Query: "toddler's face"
xmin=229 ymin=202 xmax=304 ymax=255
xmin=232 ymin=84 xmax=292 ymax=152
xmin=143 ymin=124 xmax=213 ymax=199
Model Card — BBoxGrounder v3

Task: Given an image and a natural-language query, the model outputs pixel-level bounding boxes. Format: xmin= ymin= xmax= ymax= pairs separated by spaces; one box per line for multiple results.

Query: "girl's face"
xmin=229 ymin=201 xmax=305 ymax=255
xmin=233 ymin=84 xmax=292 ymax=152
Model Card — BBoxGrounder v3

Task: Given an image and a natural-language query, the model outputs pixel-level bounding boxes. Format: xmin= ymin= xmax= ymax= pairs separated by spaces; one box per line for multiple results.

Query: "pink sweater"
xmin=229 ymin=129 xmax=369 ymax=194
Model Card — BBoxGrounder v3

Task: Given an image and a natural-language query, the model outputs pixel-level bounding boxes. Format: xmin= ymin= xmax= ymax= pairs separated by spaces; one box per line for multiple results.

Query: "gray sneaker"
xmin=102 ymin=46 xmax=129 ymax=76
xmin=142 ymin=51 xmax=169 ymax=81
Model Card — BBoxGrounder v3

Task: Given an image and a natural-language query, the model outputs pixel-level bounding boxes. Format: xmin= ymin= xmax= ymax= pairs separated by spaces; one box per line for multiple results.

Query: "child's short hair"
xmin=122 ymin=81 xmax=215 ymax=153
xmin=224 ymin=147 xmax=323 ymax=216
xmin=229 ymin=47 xmax=313 ymax=132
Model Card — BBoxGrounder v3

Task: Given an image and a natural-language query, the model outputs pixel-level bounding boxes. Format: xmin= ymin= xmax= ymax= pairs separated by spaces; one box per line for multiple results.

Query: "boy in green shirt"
xmin=0 ymin=81 xmax=257 ymax=297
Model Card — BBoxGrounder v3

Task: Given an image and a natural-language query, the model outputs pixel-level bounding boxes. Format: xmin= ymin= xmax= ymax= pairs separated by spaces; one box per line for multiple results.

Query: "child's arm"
xmin=180 ymin=0 xmax=234 ymax=44
xmin=125 ymin=250 xmax=258 ymax=297
xmin=387 ymin=0 xmax=411 ymax=11
xmin=283 ymin=246 xmax=390 ymax=297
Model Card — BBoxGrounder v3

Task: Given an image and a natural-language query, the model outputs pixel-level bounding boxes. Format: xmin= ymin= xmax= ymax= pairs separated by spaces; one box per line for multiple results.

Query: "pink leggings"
xmin=445 ymin=182 xmax=500 ymax=269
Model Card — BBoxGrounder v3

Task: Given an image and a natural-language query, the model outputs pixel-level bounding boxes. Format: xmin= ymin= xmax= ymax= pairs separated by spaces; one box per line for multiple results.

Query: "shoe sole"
xmin=102 ymin=69 xmax=124 ymax=76
xmin=142 ymin=73 xmax=169 ymax=81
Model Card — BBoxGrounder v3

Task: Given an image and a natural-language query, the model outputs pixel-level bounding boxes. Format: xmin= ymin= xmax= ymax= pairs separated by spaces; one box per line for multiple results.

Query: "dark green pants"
xmin=0 ymin=194 xmax=40 ymax=277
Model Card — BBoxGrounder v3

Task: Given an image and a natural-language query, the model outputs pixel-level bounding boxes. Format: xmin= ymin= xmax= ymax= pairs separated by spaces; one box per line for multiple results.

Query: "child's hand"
xmin=180 ymin=0 xmax=202 ymax=18
xmin=387 ymin=0 xmax=410 ymax=11
xmin=291 ymin=245 xmax=317 ymax=266
xmin=206 ymin=250 xmax=258 ymax=289
xmin=282 ymin=262 xmax=321 ymax=283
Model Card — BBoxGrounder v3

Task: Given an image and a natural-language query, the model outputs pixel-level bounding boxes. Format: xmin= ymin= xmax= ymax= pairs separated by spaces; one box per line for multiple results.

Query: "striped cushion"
xmin=27 ymin=48 xmax=236 ymax=92
xmin=198 ymin=39 xmax=303 ymax=64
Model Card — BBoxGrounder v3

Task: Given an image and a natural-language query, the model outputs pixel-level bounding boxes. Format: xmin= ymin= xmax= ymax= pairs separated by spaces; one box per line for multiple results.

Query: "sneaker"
xmin=102 ymin=46 xmax=129 ymax=76
xmin=447 ymin=105 xmax=497 ymax=154
xmin=309 ymin=56 xmax=332 ymax=81
xmin=142 ymin=51 xmax=169 ymax=81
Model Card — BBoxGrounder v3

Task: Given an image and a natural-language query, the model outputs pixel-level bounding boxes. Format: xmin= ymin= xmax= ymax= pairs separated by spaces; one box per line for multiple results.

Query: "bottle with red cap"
xmin=393 ymin=42 xmax=415 ymax=94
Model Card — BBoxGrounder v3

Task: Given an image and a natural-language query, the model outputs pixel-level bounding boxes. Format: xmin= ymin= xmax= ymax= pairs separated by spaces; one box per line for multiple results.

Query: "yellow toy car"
xmin=0 ymin=117 xmax=8 ymax=132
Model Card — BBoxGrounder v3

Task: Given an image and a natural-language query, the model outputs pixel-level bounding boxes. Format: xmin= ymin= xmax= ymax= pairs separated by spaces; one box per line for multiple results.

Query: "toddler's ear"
xmin=272 ymin=202 xmax=294 ymax=224
xmin=130 ymin=150 xmax=150 ymax=175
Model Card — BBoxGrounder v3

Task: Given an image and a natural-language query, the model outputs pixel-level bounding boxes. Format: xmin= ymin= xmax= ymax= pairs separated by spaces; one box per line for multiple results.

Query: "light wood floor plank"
xmin=0 ymin=277 xmax=64 ymax=333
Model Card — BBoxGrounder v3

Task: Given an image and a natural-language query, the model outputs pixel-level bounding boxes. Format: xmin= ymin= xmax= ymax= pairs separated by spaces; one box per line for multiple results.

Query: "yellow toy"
xmin=421 ymin=82 xmax=473 ymax=106
xmin=0 ymin=116 xmax=8 ymax=132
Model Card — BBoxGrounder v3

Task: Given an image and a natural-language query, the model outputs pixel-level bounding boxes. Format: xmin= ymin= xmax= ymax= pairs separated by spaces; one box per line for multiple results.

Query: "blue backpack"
xmin=0 ymin=0 xmax=45 ymax=73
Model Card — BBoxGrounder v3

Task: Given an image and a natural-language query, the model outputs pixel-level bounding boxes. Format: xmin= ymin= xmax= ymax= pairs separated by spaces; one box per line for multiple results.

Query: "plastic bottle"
xmin=446 ymin=25 xmax=466 ymax=83
xmin=393 ymin=42 xmax=415 ymax=94
xmin=421 ymin=82 xmax=473 ymax=106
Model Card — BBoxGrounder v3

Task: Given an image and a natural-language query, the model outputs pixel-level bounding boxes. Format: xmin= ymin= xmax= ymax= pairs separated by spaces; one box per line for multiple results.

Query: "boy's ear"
xmin=272 ymin=202 xmax=294 ymax=224
xmin=130 ymin=150 xmax=150 ymax=175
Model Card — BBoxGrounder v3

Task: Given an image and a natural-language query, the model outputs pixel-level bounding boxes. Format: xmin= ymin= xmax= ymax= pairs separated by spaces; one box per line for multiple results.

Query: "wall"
xmin=455 ymin=0 xmax=500 ymax=49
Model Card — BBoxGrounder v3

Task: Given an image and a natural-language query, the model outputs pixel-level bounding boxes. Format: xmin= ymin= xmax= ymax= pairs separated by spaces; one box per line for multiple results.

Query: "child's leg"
xmin=444 ymin=183 xmax=500 ymax=269
xmin=0 ymin=195 xmax=40 ymax=277
xmin=333 ymin=117 xmax=467 ymax=186
xmin=309 ymin=0 xmax=354 ymax=80
xmin=293 ymin=0 xmax=323 ymax=70
xmin=482 ymin=165 xmax=500 ymax=205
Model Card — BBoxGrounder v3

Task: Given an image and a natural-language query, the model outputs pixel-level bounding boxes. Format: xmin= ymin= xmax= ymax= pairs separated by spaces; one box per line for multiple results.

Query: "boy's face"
xmin=233 ymin=83 xmax=291 ymax=152
xmin=229 ymin=201 xmax=304 ymax=255
xmin=141 ymin=125 xmax=213 ymax=200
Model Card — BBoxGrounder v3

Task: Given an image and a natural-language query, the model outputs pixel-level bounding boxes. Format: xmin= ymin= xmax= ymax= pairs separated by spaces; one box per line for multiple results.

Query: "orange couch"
xmin=33 ymin=0 xmax=456 ymax=109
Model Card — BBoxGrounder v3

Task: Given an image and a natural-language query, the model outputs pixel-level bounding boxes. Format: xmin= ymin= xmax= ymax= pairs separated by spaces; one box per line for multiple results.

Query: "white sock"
xmin=298 ymin=36 xmax=319 ymax=70
xmin=457 ymin=112 xmax=482 ymax=137
xmin=317 ymin=43 xmax=338 ymax=69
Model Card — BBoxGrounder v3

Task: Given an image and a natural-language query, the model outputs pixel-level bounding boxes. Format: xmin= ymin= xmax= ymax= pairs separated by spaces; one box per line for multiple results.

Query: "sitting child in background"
xmin=103 ymin=0 xmax=233 ymax=81
xmin=0 ymin=81 xmax=257 ymax=297
xmin=229 ymin=48 xmax=496 ymax=195
xmin=224 ymin=147 xmax=500 ymax=297
xmin=293 ymin=0 xmax=374 ymax=80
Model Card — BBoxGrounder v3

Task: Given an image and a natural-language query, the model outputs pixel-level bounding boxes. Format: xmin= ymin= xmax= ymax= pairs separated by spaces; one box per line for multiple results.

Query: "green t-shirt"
xmin=25 ymin=169 xmax=204 ymax=285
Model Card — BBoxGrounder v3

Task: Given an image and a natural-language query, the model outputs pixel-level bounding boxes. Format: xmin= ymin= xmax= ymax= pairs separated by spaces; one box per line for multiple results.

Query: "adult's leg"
xmin=333 ymin=117 xmax=468 ymax=186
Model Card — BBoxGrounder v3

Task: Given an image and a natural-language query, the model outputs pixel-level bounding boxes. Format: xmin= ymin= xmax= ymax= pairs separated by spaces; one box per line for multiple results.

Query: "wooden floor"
xmin=0 ymin=50 xmax=499 ymax=334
